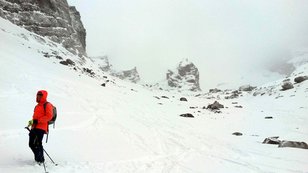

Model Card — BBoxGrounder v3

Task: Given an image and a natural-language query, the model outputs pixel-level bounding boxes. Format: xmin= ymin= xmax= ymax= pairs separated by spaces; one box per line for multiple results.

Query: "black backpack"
xmin=43 ymin=102 xmax=57 ymax=128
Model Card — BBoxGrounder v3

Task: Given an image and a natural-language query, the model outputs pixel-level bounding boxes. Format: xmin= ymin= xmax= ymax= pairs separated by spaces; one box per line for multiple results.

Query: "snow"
xmin=1 ymin=17 xmax=308 ymax=173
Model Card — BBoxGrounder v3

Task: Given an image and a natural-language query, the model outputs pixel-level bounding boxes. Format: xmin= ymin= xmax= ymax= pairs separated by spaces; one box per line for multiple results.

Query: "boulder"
xmin=294 ymin=76 xmax=308 ymax=83
xmin=209 ymin=88 xmax=222 ymax=93
xmin=281 ymin=81 xmax=294 ymax=90
xmin=179 ymin=113 xmax=194 ymax=118
xmin=262 ymin=137 xmax=280 ymax=145
xmin=232 ymin=132 xmax=243 ymax=136
xmin=207 ymin=101 xmax=224 ymax=110
xmin=263 ymin=137 xmax=308 ymax=149
xmin=180 ymin=97 xmax=187 ymax=101
xmin=59 ymin=59 xmax=75 ymax=66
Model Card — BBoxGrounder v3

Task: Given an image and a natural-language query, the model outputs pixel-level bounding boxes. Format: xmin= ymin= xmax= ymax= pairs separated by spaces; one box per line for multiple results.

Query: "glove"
xmin=28 ymin=120 xmax=34 ymax=127
xmin=27 ymin=119 xmax=38 ymax=127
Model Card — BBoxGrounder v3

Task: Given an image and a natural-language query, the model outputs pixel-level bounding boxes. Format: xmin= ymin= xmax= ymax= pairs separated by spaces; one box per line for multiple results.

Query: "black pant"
xmin=29 ymin=128 xmax=45 ymax=162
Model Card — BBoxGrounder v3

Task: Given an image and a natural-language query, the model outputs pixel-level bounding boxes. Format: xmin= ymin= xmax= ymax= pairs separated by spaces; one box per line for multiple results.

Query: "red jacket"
xmin=32 ymin=90 xmax=53 ymax=133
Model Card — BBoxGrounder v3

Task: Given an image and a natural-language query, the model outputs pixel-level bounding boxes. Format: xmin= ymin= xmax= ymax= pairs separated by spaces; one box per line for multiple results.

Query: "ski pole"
xmin=43 ymin=148 xmax=58 ymax=166
xmin=42 ymin=162 xmax=48 ymax=173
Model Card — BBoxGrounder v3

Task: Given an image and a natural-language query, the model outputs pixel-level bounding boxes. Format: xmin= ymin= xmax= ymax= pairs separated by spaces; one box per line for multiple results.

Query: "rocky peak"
xmin=0 ymin=0 xmax=86 ymax=56
xmin=92 ymin=56 xmax=111 ymax=72
xmin=92 ymin=56 xmax=140 ymax=83
xmin=166 ymin=59 xmax=201 ymax=91
xmin=111 ymin=67 xmax=140 ymax=83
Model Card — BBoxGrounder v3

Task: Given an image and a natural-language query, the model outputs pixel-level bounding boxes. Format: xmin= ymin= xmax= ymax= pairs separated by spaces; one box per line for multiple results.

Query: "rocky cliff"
xmin=0 ymin=0 xmax=86 ymax=56
xmin=166 ymin=59 xmax=201 ymax=91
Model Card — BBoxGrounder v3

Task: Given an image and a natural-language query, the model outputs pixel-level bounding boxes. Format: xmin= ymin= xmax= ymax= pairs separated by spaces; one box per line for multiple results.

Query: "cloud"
xmin=68 ymin=0 xmax=308 ymax=90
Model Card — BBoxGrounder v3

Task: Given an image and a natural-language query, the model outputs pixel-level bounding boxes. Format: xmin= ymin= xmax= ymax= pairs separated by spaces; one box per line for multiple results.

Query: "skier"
xmin=27 ymin=90 xmax=53 ymax=164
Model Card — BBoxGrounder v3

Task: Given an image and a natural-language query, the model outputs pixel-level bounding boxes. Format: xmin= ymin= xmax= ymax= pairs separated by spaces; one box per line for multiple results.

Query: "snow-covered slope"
xmin=1 ymin=17 xmax=308 ymax=173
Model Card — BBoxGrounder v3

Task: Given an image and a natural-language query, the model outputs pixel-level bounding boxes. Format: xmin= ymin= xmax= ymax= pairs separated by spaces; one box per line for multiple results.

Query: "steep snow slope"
xmin=1 ymin=17 xmax=308 ymax=173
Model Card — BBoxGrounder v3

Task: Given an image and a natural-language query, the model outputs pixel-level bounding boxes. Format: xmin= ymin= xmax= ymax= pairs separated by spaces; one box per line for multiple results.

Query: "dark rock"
xmin=55 ymin=55 xmax=63 ymax=60
xmin=265 ymin=116 xmax=273 ymax=119
xmin=60 ymin=59 xmax=75 ymax=66
xmin=180 ymin=113 xmax=194 ymax=118
xmin=180 ymin=97 xmax=187 ymax=101
xmin=232 ymin=132 xmax=243 ymax=136
xmin=263 ymin=137 xmax=280 ymax=145
xmin=281 ymin=81 xmax=294 ymax=90
xmin=294 ymin=76 xmax=308 ymax=83
xmin=225 ymin=90 xmax=240 ymax=99
xmin=83 ymin=68 xmax=95 ymax=76
xmin=43 ymin=53 xmax=52 ymax=58
xmin=209 ymin=88 xmax=222 ymax=93
xmin=161 ymin=96 xmax=169 ymax=99
xmin=207 ymin=101 xmax=224 ymax=110
xmin=279 ymin=140 xmax=308 ymax=149
xmin=263 ymin=137 xmax=308 ymax=149
xmin=235 ymin=105 xmax=243 ymax=108
xmin=101 ymin=83 xmax=106 ymax=87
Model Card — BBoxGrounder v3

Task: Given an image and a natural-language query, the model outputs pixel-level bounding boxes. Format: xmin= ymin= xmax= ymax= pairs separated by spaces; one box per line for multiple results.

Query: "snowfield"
xmin=1 ymin=17 xmax=308 ymax=173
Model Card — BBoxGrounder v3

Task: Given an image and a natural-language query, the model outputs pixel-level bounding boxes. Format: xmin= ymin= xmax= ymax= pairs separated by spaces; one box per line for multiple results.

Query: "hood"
xmin=37 ymin=90 xmax=48 ymax=103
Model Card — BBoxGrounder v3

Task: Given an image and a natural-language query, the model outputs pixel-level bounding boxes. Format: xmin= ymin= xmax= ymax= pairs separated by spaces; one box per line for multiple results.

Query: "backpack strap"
xmin=43 ymin=102 xmax=50 ymax=143
xmin=43 ymin=102 xmax=49 ymax=112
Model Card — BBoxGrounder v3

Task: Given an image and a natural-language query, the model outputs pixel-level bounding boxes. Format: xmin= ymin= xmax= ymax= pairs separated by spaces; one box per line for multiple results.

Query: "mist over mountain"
xmin=68 ymin=0 xmax=308 ymax=90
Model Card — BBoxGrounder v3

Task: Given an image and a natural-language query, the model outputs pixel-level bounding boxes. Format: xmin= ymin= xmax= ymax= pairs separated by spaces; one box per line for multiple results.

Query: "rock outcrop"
xmin=93 ymin=56 xmax=112 ymax=72
xmin=111 ymin=67 xmax=140 ymax=83
xmin=0 ymin=0 xmax=86 ymax=56
xmin=166 ymin=59 xmax=201 ymax=91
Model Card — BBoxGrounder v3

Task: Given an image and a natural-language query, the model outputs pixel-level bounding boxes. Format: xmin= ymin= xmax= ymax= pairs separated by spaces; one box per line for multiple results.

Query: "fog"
xmin=68 ymin=0 xmax=308 ymax=90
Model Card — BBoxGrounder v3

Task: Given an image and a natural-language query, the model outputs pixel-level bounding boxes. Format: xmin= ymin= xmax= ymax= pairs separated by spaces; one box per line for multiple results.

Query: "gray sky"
xmin=68 ymin=0 xmax=308 ymax=90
